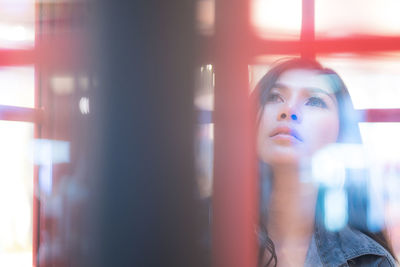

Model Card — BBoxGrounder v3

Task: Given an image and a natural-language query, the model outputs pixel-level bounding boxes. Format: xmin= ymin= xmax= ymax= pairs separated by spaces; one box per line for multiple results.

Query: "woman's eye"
xmin=306 ymin=97 xmax=327 ymax=108
xmin=266 ymin=93 xmax=283 ymax=103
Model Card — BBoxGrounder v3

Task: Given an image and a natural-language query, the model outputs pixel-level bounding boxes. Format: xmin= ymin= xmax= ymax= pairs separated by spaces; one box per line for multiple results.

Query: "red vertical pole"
xmin=33 ymin=1 xmax=41 ymax=266
xmin=32 ymin=104 xmax=40 ymax=267
xmin=213 ymin=0 xmax=258 ymax=266
xmin=301 ymin=0 xmax=315 ymax=59
xmin=32 ymin=82 xmax=40 ymax=267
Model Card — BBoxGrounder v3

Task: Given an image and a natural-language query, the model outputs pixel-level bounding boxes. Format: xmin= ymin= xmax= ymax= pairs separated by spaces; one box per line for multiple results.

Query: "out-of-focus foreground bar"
xmin=82 ymin=1 xmax=201 ymax=266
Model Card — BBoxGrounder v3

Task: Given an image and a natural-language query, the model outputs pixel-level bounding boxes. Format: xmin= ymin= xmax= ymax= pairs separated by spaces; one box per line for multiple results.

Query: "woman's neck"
xmin=266 ymin=164 xmax=318 ymax=266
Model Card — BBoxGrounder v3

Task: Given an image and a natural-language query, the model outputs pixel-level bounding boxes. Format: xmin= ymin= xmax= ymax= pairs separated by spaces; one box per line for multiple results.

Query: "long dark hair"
xmin=254 ymin=58 xmax=396 ymax=266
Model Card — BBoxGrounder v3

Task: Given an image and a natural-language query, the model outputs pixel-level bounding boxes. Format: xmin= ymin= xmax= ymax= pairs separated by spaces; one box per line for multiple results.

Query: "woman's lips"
xmin=269 ymin=126 xmax=303 ymax=142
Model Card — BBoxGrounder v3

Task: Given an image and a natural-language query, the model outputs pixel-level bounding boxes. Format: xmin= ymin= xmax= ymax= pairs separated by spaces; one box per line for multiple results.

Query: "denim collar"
xmin=314 ymin=222 xmax=396 ymax=266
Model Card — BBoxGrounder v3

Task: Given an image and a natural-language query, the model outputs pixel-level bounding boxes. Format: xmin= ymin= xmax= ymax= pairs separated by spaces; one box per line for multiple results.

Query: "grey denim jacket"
xmin=314 ymin=223 xmax=397 ymax=267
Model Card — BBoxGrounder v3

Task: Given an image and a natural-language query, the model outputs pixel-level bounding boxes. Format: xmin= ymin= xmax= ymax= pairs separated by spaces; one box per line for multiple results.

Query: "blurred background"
xmin=1 ymin=0 xmax=400 ymax=266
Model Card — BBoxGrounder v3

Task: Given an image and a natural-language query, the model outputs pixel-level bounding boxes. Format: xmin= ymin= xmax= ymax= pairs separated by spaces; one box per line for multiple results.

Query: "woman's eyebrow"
xmin=305 ymin=87 xmax=336 ymax=102
xmin=272 ymin=82 xmax=289 ymax=90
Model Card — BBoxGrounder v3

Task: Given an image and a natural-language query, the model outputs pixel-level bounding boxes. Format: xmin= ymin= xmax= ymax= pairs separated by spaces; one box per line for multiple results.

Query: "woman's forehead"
xmin=275 ymin=68 xmax=336 ymax=95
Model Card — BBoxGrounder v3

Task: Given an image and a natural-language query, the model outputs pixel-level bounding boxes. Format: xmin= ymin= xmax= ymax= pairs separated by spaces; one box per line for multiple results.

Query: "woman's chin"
xmin=262 ymin=153 xmax=301 ymax=166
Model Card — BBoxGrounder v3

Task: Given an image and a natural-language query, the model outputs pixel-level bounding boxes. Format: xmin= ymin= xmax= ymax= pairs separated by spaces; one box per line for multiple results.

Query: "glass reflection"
xmin=316 ymin=0 xmax=400 ymax=38
xmin=251 ymin=0 xmax=301 ymax=40
xmin=318 ymin=53 xmax=400 ymax=109
xmin=0 ymin=0 xmax=34 ymax=49
xmin=0 ymin=66 xmax=34 ymax=108
xmin=360 ymin=122 xmax=400 ymax=257
xmin=196 ymin=0 xmax=215 ymax=35
xmin=0 ymin=121 xmax=33 ymax=267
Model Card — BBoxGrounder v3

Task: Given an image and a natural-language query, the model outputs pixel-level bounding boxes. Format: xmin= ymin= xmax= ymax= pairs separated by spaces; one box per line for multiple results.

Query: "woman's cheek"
xmin=306 ymin=112 xmax=339 ymax=153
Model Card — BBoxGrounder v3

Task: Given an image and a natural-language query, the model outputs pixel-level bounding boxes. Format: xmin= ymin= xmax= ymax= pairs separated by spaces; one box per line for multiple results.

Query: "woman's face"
xmin=257 ymin=69 xmax=340 ymax=166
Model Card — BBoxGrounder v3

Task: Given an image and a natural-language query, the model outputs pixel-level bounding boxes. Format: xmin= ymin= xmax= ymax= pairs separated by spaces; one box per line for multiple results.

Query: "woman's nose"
xmin=278 ymin=104 xmax=301 ymax=122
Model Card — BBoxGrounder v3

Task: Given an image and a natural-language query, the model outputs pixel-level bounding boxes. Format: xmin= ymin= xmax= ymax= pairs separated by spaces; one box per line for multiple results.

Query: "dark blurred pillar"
xmin=85 ymin=1 xmax=200 ymax=266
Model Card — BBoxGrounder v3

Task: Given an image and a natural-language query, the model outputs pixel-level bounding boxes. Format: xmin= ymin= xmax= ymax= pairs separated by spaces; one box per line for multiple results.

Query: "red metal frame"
xmin=0 ymin=49 xmax=35 ymax=66
xmin=0 ymin=105 xmax=43 ymax=123
xmin=199 ymin=36 xmax=400 ymax=65
xmin=364 ymin=109 xmax=400 ymax=122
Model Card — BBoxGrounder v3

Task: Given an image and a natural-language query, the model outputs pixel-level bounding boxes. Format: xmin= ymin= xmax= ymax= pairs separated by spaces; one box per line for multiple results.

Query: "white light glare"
xmin=312 ymin=145 xmax=345 ymax=188
xmin=33 ymin=139 xmax=70 ymax=165
xmin=367 ymin=175 xmax=385 ymax=232
xmin=312 ymin=144 xmax=367 ymax=187
xmin=359 ymin=122 xmax=400 ymax=163
xmin=33 ymin=139 xmax=70 ymax=195
xmin=50 ymin=75 xmax=75 ymax=95
xmin=324 ymin=188 xmax=348 ymax=231
xmin=251 ymin=0 xmax=301 ymax=39
xmin=79 ymin=97 xmax=90 ymax=114
xmin=0 ymin=24 xmax=34 ymax=42
xmin=0 ymin=0 xmax=32 ymax=13
xmin=0 ymin=121 xmax=33 ymax=261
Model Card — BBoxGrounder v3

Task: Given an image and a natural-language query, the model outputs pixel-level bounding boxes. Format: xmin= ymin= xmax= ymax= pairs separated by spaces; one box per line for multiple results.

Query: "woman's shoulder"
xmin=315 ymin=223 xmax=397 ymax=266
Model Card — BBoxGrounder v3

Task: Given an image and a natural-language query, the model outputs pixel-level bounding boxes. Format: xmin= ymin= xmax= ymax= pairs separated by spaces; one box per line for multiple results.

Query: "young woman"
xmin=255 ymin=58 xmax=396 ymax=266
